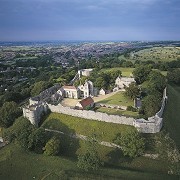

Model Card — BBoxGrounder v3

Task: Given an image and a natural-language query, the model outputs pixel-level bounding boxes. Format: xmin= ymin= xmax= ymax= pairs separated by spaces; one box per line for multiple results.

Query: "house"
xmin=99 ymin=88 xmax=106 ymax=95
xmin=114 ymin=76 xmax=135 ymax=89
xmin=75 ymin=97 xmax=94 ymax=110
xmin=63 ymin=86 xmax=80 ymax=99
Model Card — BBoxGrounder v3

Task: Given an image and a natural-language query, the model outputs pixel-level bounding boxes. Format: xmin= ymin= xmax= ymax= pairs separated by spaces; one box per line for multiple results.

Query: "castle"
xmin=23 ymin=71 xmax=168 ymax=133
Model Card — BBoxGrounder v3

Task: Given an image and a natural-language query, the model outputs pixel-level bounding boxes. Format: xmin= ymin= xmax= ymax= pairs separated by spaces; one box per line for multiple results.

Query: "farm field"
xmin=98 ymin=91 xmax=134 ymax=107
xmin=0 ymin=143 xmax=176 ymax=180
xmin=96 ymin=107 xmax=139 ymax=118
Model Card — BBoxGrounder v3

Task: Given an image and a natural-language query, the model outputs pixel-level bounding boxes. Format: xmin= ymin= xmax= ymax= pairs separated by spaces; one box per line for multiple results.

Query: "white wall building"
xmin=114 ymin=76 xmax=135 ymax=89
xmin=78 ymin=69 xmax=93 ymax=77
xmin=78 ymin=80 xmax=95 ymax=98
xmin=63 ymin=86 xmax=80 ymax=99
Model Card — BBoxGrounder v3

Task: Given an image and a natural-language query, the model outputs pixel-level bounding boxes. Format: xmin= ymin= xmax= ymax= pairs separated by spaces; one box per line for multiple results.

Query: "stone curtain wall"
xmin=155 ymin=88 xmax=167 ymax=118
xmin=23 ymin=88 xmax=168 ymax=133
xmin=133 ymin=88 xmax=167 ymax=133
xmin=48 ymin=103 xmax=135 ymax=126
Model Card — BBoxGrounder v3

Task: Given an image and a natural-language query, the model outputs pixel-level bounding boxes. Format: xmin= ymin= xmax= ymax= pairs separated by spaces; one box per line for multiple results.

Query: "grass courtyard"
xmin=96 ymin=107 xmax=139 ymax=118
xmin=98 ymin=91 xmax=134 ymax=107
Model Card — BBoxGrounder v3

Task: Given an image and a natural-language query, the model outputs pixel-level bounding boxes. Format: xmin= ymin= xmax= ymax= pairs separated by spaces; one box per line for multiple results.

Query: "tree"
xmin=125 ymin=83 xmax=139 ymax=99
xmin=94 ymin=76 xmax=106 ymax=89
xmin=4 ymin=117 xmax=35 ymax=149
xmin=77 ymin=135 xmax=103 ymax=171
xmin=141 ymin=93 xmax=162 ymax=117
xmin=30 ymin=81 xmax=51 ymax=97
xmin=44 ymin=136 xmax=61 ymax=156
xmin=115 ymin=129 xmax=145 ymax=158
xmin=28 ymin=128 xmax=47 ymax=153
xmin=133 ymin=65 xmax=152 ymax=84
xmin=147 ymin=71 xmax=166 ymax=93
xmin=167 ymin=69 xmax=180 ymax=85
xmin=0 ymin=101 xmax=22 ymax=128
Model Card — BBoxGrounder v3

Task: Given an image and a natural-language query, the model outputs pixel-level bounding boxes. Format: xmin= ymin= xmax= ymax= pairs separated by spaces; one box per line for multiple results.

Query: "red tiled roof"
xmin=63 ymin=86 xmax=77 ymax=90
xmin=79 ymin=97 xmax=94 ymax=108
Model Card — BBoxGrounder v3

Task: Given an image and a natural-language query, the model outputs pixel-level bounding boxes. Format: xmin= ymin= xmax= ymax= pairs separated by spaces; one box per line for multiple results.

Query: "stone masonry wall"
xmin=47 ymin=103 xmax=134 ymax=126
xmin=23 ymin=88 xmax=167 ymax=133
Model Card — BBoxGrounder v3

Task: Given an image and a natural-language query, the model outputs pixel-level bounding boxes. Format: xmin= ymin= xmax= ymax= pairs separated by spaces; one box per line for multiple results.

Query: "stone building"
xmin=99 ymin=88 xmax=106 ymax=95
xmin=113 ymin=76 xmax=135 ymax=91
xmin=78 ymin=80 xmax=95 ymax=98
xmin=75 ymin=97 xmax=94 ymax=110
xmin=62 ymin=86 xmax=80 ymax=99
xmin=23 ymin=101 xmax=48 ymax=126
xmin=78 ymin=68 xmax=93 ymax=77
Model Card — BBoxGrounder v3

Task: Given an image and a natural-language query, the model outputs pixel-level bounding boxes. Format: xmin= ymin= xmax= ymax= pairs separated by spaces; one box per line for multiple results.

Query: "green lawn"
xmin=0 ymin=143 xmax=177 ymax=180
xmin=163 ymin=84 xmax=180 ymax=149
xmin=97 ymin=107 xmax=139 ymax=118
xmin=42 ymin=113 xmax=135 ymax=142
xmin=101 ymin=67 xmax=167 ymax=77
xmin=101 ymin=67 xmax=134 ymax=77
xmin=98 ymin=91 xmax=134 ymax=106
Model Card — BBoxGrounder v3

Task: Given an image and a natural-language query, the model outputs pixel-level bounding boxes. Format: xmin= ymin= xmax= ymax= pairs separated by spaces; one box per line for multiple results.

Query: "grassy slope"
xmin=42 ymin=113 xmax=135 ymax=142
xmin=98 ymin=91 xmax=134 ymax=106
xmin=118 ymin=47 xmax=180 ymax=62
xmin=163 ymin=84 xmax=180 ymax=149
xmin=0 ymin=143 xmax=177 ymax=180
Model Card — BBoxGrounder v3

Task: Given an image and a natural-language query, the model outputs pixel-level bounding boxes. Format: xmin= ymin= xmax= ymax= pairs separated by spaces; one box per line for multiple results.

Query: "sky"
xmin=0 ymin=0 xmax=180 ymax=41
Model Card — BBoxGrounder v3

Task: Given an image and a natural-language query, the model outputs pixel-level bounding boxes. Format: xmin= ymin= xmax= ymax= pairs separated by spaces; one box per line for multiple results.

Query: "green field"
xmin=42 ymin=113 xmax=135 ymax=142
xmin=119 ymin=47 xmax=180 ymax=62
xmin=98 ymin=91 xmax=134 ymax=106
xmin=102 ymin=67 xmax=167 ymax=77
xmin=101 ymin=67 xmax=134 ymax=77
xmin=0 ymin=143 xmax=176 ymax=180
xmin=97 ymin=107 xmax=139 ymax=118
xmin=163 ymin=84 xmax=180 ymax=149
